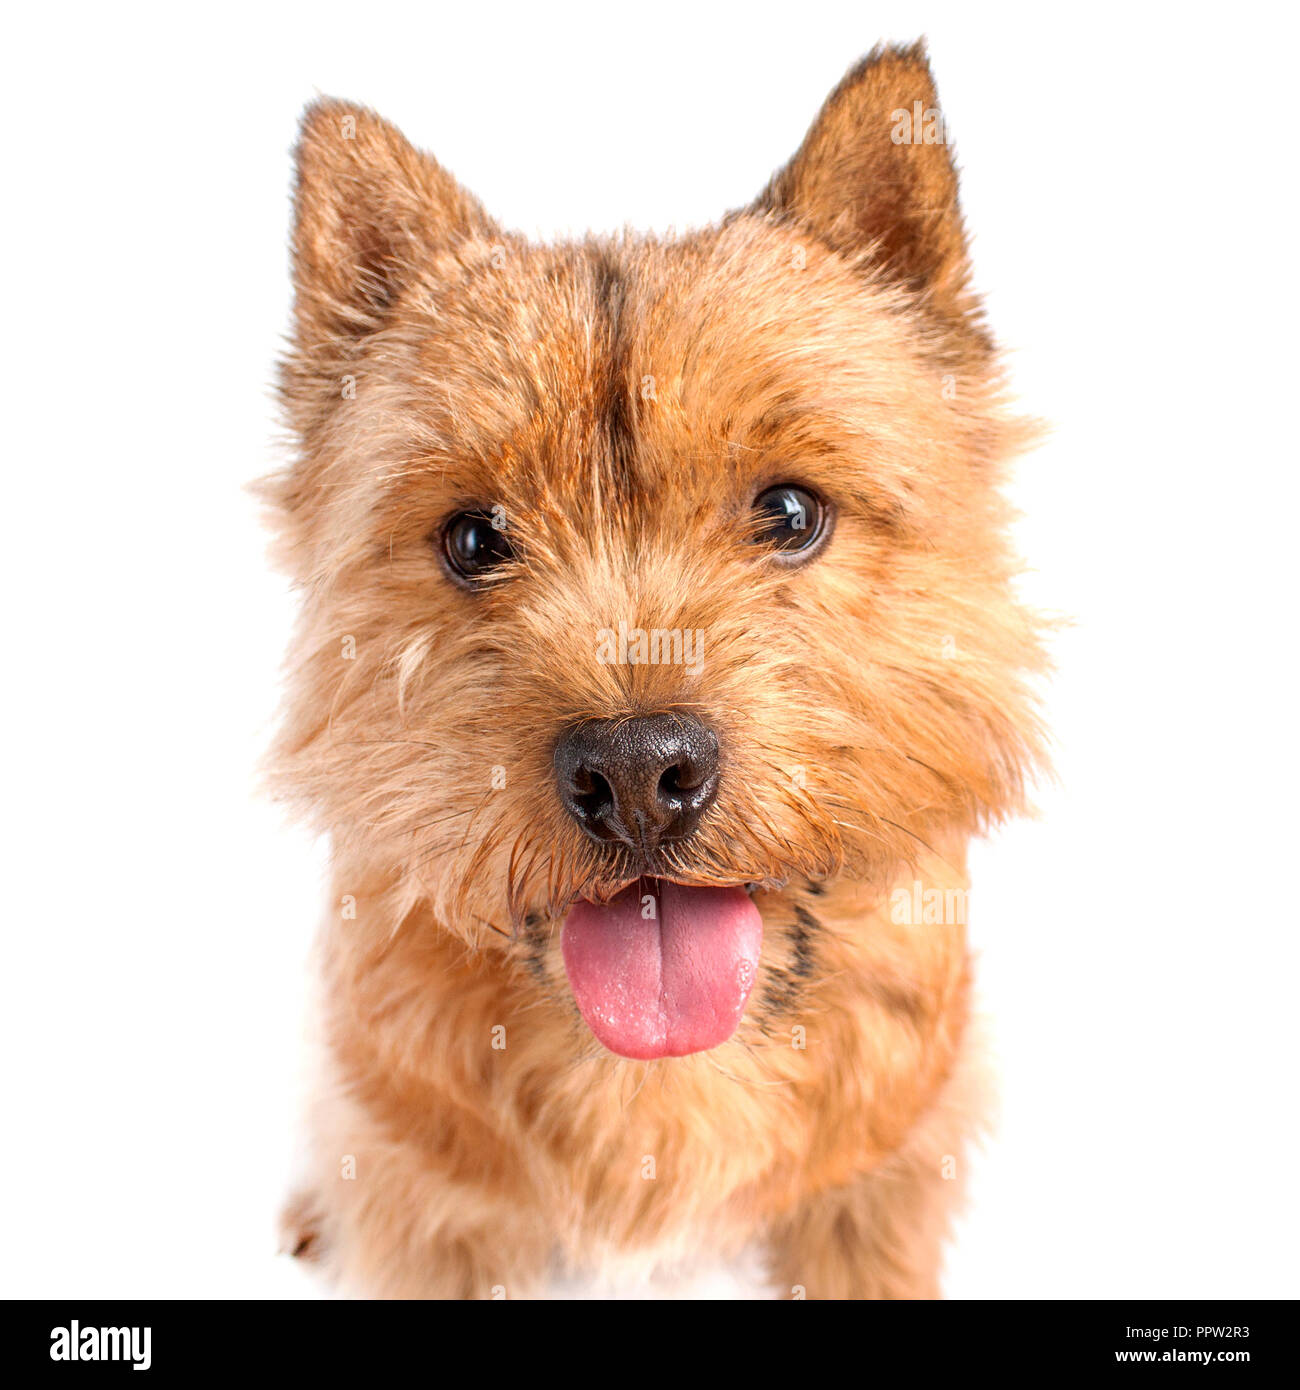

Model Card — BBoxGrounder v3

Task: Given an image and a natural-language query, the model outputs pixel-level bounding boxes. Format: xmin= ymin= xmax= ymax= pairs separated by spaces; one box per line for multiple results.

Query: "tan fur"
xmin=265 ymin=41 xmax=1047 ymax=1299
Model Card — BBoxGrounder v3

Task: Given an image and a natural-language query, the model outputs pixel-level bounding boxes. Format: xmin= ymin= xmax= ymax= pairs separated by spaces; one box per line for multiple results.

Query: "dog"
xmin=267 ymin=40 xmax=1046 ymax=1299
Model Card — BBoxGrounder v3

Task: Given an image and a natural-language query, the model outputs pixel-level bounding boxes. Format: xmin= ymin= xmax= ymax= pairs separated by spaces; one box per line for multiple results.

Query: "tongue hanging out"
xmin=561 ymin=879 xmax=763 ymax=1060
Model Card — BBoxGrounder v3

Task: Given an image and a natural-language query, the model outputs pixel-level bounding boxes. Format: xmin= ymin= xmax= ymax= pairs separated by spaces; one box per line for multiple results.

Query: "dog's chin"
xmin=559 ymin=877 xmax=764 ymax=1060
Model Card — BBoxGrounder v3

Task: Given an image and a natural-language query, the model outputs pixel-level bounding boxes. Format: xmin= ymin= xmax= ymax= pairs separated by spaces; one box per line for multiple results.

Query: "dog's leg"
xmin=766 ymin=1026 xmax=985 ymax=1300
xmin=285 ymin=1081 xmax=552 ymax=1299
xmin=281 ymin=1172 xmax=550 ymax=1299
xmin=766 ymin=1149 xmax=962 ymax=1299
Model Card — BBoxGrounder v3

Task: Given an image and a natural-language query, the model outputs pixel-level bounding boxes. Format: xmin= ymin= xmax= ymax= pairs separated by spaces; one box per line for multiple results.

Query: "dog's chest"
xmin=543 ymin=1243 xmax=779 ymax=1300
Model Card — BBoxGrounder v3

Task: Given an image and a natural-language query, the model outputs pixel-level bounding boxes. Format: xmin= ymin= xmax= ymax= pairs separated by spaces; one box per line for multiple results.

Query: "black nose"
xmin=554 ymin=714 xmax=720 ymax=855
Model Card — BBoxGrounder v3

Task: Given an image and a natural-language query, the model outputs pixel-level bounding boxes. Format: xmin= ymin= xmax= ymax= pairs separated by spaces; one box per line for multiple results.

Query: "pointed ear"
xmin=757 ymin=43 xmax=976 ymax=325
xmin=289 ymin=98 xmax=496 ymax=349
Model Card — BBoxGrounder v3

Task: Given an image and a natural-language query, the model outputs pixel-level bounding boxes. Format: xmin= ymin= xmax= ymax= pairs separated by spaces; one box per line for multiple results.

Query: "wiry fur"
xmin=265 ymin=41 xmax=1047 ymax=1298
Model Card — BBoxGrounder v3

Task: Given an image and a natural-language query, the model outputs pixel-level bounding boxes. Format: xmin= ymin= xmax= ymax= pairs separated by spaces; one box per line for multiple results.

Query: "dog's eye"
xmin=751 ymin=484 xmax=826 ymax=555
xmin=441 ymin=510 xmax=514 ymax=582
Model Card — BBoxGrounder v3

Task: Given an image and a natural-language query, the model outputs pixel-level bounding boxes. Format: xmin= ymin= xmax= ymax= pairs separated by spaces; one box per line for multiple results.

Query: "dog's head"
xmin=268 ymin=44 xmax=1045 ymax=1060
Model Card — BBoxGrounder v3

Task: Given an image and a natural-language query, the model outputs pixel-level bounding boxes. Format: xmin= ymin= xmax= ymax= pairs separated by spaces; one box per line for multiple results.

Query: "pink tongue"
xmin=561 ymin=880 xmax=762 ymax=1060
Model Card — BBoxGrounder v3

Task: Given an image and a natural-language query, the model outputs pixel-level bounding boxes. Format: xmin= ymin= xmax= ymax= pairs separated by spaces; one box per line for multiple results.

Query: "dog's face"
xmin=270 ymin=45 xmax=1044 ymax=1060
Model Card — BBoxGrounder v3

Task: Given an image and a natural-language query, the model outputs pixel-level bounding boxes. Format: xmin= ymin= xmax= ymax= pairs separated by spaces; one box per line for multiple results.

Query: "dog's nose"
xmin=554 ymin=714 xmax=720 ymax=854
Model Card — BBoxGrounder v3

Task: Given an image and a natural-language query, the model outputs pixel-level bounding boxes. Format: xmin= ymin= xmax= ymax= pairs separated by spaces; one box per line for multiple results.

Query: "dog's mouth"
xmin=560 ymin=876 xmax=763 ymax=1061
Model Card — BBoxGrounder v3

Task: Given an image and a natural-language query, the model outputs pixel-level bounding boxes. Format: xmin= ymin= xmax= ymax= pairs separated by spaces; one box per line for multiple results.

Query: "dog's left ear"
xmin=757 ymin=42 xmax=977 ymax=329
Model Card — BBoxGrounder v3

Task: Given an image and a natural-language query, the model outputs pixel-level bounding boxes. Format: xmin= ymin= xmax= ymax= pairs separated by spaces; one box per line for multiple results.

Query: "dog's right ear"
xmin=289 ymin=99 xmax=495 ymax=352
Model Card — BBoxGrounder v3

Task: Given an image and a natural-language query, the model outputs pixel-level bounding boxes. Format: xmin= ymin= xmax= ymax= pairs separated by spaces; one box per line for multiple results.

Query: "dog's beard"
xmin=388 ymin=783 xmax=905 ymax=1060
xmin=452 ymin=796 xmax=850 ymax=933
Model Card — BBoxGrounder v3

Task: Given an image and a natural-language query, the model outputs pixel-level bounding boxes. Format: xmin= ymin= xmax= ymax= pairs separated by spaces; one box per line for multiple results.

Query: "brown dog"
xmin=267 ymin=40 xmax=1046 ymax=1298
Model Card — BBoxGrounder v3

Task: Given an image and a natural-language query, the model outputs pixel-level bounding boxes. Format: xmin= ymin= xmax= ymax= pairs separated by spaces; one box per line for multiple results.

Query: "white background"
xmin=2 ymin=0 xmax=1297 ymax=1299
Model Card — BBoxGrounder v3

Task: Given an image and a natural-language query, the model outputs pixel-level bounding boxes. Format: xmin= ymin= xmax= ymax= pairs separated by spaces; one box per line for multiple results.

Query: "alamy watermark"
xmin=596 ymin=620 xmax=704 ymax=672
xmin=890 ymin=880 xmax=968 ymax=925
xmin=890 ymin=102 xmax=950 ymax=145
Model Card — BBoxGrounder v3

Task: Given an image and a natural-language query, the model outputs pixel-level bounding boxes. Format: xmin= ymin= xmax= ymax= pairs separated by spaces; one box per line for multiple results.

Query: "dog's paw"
xmin=279 ymin=1187 xmax=328 ymax=1262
